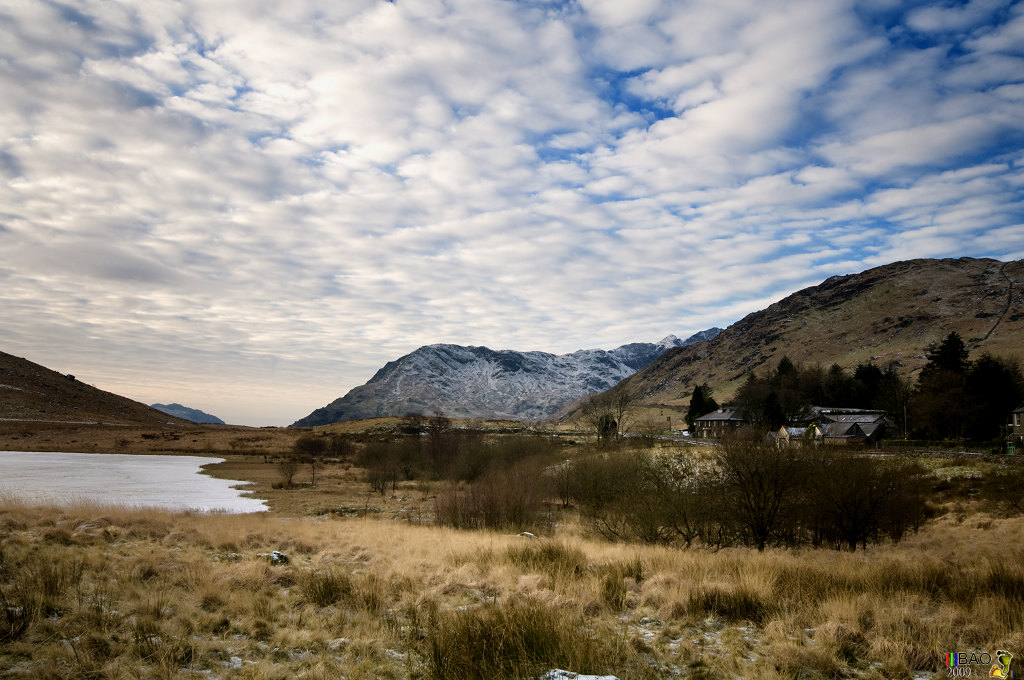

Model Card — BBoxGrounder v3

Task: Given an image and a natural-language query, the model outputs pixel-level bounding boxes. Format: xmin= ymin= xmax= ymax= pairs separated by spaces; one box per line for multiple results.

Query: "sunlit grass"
xmin=2 ymin=492 xmax=1023 ymax=679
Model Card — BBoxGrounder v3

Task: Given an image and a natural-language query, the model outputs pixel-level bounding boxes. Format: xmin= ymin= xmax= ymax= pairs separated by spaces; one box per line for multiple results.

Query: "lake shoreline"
xmin=0 ymin=450 xmax=268 ymax=513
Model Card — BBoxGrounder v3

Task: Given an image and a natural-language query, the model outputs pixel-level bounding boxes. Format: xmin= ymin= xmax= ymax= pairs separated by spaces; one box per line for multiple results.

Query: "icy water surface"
xmin=0 ymin=451 xmax=267 ymax=513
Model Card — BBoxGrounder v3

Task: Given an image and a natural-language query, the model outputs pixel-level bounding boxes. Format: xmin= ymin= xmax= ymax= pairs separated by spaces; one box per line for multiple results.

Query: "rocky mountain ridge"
xmin=291 ymin=330 xmax=722 ymax=426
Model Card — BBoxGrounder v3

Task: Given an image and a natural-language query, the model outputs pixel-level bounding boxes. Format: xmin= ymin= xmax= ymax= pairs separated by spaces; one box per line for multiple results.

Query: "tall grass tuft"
xmin=425 ymin=598 xmax=646 ymax=680
xmin=0 ymin=580 xmax=33 ymax=643
xmin=0 ymin=545 xmax=85 ymax=642
xmin=504 ymin=541 xmax=588 ymax=580
xmin=299 ymin=567 xmax=355 ymax=608
xmin=687 ymin=583 xmax=775 ymax=624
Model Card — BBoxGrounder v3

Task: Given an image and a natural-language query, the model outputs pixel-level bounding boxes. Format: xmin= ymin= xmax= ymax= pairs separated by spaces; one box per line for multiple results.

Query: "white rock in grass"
xmin=541 ymin=671 xmax=620 ymax=680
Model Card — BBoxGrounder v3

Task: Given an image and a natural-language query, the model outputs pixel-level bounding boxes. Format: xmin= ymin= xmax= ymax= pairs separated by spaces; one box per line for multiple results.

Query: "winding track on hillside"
xmin=979 ymin=261 xmax=1015 ymax=344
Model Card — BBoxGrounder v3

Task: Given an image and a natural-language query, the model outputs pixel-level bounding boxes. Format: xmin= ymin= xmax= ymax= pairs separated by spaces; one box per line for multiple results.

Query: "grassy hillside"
xmin=0 ymin=351 xmax=188 ymax=426
xmin=619 ymin=257 xmax=1024 ymax=410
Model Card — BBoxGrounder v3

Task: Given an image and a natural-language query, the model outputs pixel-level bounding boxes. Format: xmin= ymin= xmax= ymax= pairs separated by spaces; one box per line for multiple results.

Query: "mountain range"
xmin=151 ymin=403 xmax=225 ymax=424
xmin=290 ymin=330 xmax=722 ymax=427
xmin=611 ymin=257 xmax=1024 ymax=412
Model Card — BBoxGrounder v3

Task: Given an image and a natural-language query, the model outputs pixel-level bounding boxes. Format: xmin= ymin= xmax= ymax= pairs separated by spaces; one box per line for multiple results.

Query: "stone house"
xmin=692 ymin=408 xmax=746 ymax=439
xmin=1010 ymin=404 xmax=1024 ymax=453
xmin=775 ymin=425 xmax=823 ymax=448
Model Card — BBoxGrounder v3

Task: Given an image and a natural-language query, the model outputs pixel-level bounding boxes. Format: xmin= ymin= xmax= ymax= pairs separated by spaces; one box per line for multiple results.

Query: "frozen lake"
xmin=0 ymin=451 xmax=268 ymax=513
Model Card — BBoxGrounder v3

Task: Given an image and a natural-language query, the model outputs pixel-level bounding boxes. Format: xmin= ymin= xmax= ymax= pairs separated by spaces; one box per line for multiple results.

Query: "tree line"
xmin=910 ymin=332 xmax=1022 ymax=441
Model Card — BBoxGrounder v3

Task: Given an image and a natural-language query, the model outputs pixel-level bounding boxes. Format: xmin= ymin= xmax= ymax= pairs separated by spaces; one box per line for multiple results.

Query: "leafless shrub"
xmin=277 ymin=454 xmax=300 ymax=489
xmin=570 ymin=449 xmax=720 ymax=546
xmin=570 ymin=439 xmax=929 ymax=551
xmin=366 ymin=459 xmax=399 ymax=495
xmin=434 ymin=459 xmax=552 ymax=531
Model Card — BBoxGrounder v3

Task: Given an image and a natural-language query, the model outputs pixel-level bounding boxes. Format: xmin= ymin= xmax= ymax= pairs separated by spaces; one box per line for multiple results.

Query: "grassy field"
xmin=2 ymin=425 xmax=1023 ymax=679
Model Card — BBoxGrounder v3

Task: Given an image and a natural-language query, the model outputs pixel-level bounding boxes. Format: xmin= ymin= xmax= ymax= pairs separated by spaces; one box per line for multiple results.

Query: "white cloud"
xmin=965 ymin=3 xmax=1024 ymax=53
xmin=906 ymin=0 xmax=1011 ymax=33
xmin=817 ymin=115 xmax=1007 ymax=177
xmin=0 ymin=0 xmax=1021 ymax=425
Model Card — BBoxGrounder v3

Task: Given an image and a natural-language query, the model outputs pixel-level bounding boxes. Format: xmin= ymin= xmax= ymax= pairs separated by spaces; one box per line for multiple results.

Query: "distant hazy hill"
xmin=0 ymin=352 xmax=188 ymax=426
xmin=612 ymin=257 xmax=1024 ymax=411
xmin=151 ymin=403 xmax=225 ymax=424
xmin=291 ymin=330 xmax=722 ymax=427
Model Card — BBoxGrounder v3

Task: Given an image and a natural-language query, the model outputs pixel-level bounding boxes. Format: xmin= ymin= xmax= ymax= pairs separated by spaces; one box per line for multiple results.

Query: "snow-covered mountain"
xmin=290 ymin=330 xmax=721 ymax=427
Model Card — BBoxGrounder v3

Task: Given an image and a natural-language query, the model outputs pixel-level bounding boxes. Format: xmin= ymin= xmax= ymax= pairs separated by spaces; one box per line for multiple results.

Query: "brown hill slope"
xmin=618 ymin=257 xmax=1024 ymax=410
xmin=0 ymin=351 xmax=187 ymax=426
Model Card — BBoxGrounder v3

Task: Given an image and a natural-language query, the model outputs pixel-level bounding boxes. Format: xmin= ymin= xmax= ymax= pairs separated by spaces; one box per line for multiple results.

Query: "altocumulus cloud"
xmin=1 ymin=0 xmax=1022 ymax=425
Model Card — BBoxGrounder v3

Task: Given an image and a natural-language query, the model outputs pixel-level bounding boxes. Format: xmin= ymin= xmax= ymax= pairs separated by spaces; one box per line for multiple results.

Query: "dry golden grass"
xmin=2 ymin=486 xmax=1023 ymax=679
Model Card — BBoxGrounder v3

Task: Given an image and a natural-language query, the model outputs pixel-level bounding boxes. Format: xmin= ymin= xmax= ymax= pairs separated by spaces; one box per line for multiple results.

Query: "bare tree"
xmin=807 ymin=451 xmax=928 ymax=550
xmin=426 ymin=410 xmax=453 ymax=477
xmin=278 ymin=455 xmax=300 ymax=489
xmin=610 ymin=388 xmax=635 ymax=434
xmin=716 ymin=438 xmax=807 ymax=551
xmin=578 ymin=395 xmax=610 ymax=441
xmin=632 ymin=415 xmax=667 ymax=447
xmin=327 ymin=433 xmax=353 ymax=459
xmin=579 ymin=389 xmax=635 ymax=443
xmin=293 ymin=434 xmax=328 ymax=486
xmin=366 ymin=459 xmax=398 ymax=495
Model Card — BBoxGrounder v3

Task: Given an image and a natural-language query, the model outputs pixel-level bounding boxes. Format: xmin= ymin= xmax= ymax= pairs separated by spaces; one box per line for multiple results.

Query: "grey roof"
xmin=813 ymin=407 xmax=883 ymax=415
xmin=695 ymin=408 xmax=744 ymax=422
xmin=823 ymin=413 xmax=887 ymax=424
xmin=822 ymin=422 xmax=858 ymax=436
xmin=857 ymin=422 xmax=884 ymax=437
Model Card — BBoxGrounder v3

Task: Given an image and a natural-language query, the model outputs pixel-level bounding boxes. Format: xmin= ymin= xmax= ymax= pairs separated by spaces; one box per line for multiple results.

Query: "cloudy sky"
xmin=2 ymin=0 xmax=1023 ymax=426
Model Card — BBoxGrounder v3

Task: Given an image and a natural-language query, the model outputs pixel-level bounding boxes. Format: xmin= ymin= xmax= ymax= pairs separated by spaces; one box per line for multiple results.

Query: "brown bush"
xmin=434 ymin=459 xmax=552 ymax=531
